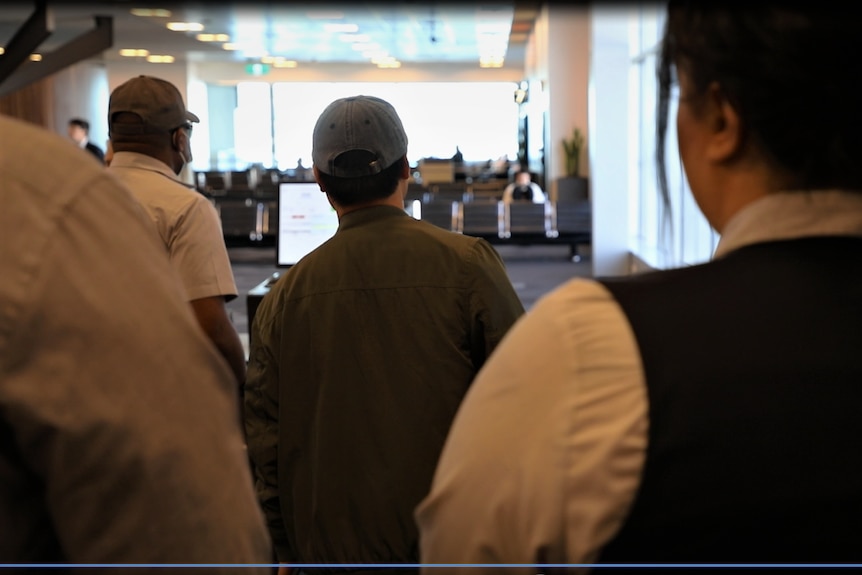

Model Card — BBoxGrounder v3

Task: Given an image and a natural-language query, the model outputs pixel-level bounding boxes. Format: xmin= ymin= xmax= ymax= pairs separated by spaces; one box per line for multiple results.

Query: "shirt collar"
xmin=338 ymin=204 xmax=409 ymax=231
xmin=715 ymin=190 xmax=862 ymax=259
xmin=108 ymin=151 xmax=182 ymax=183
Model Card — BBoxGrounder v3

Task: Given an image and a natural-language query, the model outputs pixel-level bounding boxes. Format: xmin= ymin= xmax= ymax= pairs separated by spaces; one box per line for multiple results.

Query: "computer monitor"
xmin=276 ymin=182 xmax=339 ymax=268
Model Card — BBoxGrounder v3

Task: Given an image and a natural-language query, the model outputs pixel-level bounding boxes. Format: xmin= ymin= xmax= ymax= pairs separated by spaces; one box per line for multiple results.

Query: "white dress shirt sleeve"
xmin=416 ymin=278 xmax=648 ymax=572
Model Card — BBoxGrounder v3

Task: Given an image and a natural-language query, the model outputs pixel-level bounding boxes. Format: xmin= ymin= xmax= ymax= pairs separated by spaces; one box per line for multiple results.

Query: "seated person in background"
xmin=502 ymin=169 xmax=546 ymax=204
xmin=1 ymin=114 xmax=271 ymax=570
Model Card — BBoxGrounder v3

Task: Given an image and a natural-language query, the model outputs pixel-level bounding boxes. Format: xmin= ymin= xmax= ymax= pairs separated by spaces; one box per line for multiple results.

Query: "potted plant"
xmin=558 ymin=127 xmax=589 ymax=201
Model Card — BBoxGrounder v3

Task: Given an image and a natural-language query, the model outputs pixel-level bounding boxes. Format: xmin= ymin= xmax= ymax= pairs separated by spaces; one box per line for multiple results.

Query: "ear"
xmin=171 ymin=128 xmax=184 ymax=152
xmin=313 ymin=165 xmax=325 ymax=192
xmin=704 ymin=82 xmax=742 ymax=162
xmin=399 ymin=156 xmax=410 ymax=179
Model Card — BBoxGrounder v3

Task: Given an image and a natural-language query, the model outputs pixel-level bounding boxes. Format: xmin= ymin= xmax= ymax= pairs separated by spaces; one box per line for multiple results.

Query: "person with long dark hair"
xmin=418 ymin=4 xmax=862 ymax=570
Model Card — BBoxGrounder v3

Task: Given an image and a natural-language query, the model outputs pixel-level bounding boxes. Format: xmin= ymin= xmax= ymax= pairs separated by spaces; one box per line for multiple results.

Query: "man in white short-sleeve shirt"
xmin=107 ymin=75 xmax=246 ymax=390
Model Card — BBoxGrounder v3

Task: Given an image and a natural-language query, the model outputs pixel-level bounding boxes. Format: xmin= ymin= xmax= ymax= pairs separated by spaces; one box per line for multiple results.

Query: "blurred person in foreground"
xmin=0 ymin=114 xmax=271 ymax=571
xmin=107 ymin=75 xmax=247 ymax=391
xmin=244 ymin=95 xmax=525 ymax=572
xmin=417 ymin=3 xmax=862 ymax=571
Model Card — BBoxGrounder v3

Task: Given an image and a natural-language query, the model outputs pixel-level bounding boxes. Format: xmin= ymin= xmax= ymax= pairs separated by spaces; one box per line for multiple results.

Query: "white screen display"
xmin=276 ymin=182 xmax=340 ymax=267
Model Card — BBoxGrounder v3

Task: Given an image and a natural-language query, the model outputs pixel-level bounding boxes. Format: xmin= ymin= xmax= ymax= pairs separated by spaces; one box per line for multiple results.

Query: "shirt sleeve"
xmin=502 ymin=184 xmax=514 ymax=204
xmin=169 ymin=194 xmax=238 ymax=302
xmin=467 ymin=239 xmax=526 ymax=367
xmin=416 ymin=278 xmax=648 ymax=572
xmin=532 ymin=184 xmax=547 ymax=203
xmin=1 ymin=173 xmax=272 ymax=569
xmin=245 ymin=291 xmax=291 ymax=560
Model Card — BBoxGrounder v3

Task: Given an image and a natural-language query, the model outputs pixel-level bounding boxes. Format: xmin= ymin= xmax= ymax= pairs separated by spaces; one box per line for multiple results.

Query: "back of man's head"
xmin=108 ymin=75 xmax=199 ymax=138
xmin=108 ymin=75 xmax=199 ymax=169
xmin=69 ymin=118 xmax=90 ymax=132
xmin=312 ymin=95 xmax=408 ymax=206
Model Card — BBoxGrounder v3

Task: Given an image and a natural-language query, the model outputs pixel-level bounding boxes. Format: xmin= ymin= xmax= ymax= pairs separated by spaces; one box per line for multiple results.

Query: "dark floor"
xmin=226 ymin=243 xmax=593 ymax=353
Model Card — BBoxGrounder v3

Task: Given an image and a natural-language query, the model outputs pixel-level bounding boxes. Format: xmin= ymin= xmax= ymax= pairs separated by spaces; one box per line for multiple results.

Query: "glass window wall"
xmin=196 ymin=81 xmax=520 ymax=172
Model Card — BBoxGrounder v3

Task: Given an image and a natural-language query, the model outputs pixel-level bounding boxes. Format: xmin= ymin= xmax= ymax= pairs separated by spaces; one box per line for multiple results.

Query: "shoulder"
xmin=1 ymin=116 xmax=114 ymax=210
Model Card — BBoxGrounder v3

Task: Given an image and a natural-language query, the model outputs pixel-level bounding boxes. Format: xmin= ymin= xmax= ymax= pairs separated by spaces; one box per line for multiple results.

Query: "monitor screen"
xmin=276 ymin=182 xmax=339 ymax=267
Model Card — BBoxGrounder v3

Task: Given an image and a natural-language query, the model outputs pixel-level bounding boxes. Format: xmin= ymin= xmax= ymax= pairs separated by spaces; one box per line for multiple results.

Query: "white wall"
xmin=51 ymin=61 xmax=110 ymax=151
xmin=544 ymin=6 xmax=591 ymax=187
xmin=589 ymin=7 xmax=634 ymax=277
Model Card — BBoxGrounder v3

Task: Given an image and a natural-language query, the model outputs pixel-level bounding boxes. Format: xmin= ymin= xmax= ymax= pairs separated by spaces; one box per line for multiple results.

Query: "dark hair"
xmin=316 ymin=151 xmax=406 ymax=207
xmin=657 ymin=3 xmax=862 ymax=209
xmin=69 ymin=118 xmax=90 ymax=132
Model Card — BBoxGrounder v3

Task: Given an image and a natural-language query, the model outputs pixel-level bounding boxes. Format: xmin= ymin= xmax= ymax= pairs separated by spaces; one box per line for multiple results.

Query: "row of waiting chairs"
xmin=196 ymin=169 xmax=314 ymax=198
xmin=405 ymin=181 xmax=509 ymax=204
xmin=212 ymin=198 xmax=277 ymax=242
xmin=406 ymin=199 xmax=591 ymax=242
xmin=210 ymin=196 xmax=591 ymax=252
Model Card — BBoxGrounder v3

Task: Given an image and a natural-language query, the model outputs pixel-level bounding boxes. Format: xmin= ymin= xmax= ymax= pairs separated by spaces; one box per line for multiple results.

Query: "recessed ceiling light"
xmin=147 ymin=54 xmax=176 ymax=63
xmin=130 ymin=8 xmax=171 ymax=18
xmin=479 ymin=56 xmax=505 ymax=68
xmin=273 ymin=60 xmax=298 ymax=68
xmin=119 ymin=48 xmax=150 ymax=57
xmin=167 ymin=22 xmax=204 ymax=32
xmin=197 ymin=33 xmax=230 ymax=42
xmin=222 ymin=43 xmax=240 ymax=51
xmin=29 ymin=53 xmax=42 ymax=61
xmin=371 ymin=55 xmax=397 ymax=65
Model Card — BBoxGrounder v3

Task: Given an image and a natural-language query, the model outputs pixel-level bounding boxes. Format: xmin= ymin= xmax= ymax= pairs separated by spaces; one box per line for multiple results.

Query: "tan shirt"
xmin=416 ymin=190 xmax=862 ymax=571
xmin=108 ymin=152 xmax=237 ymax=302
xmin=0 ymin=115 xmax=271 ymax=569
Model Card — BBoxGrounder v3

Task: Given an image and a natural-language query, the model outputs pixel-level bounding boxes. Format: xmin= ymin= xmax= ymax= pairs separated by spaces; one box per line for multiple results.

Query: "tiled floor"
xmin=227 ymin=243 xmax=593 ymax=355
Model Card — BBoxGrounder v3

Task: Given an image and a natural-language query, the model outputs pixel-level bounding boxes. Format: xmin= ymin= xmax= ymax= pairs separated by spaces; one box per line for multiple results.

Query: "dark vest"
xmin=511 ymin=185 xmax=533 ymax=201
xmin=596 ymin=236 xmax=862 ymax=565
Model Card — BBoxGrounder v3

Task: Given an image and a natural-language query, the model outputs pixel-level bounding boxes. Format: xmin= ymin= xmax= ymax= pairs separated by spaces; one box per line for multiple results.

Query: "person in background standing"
xmin=67 ymin=117 xmax=105 ymax=163
xmin=107 ymin=75 xmax=247 ymax=392
xmin=245 ymin=95 xmax=525 ymax=572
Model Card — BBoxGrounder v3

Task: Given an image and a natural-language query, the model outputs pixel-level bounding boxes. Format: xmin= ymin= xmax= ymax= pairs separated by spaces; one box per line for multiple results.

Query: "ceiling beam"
xmin=0 ymin=8 xmax=113 ymax=99
xmin=0 ymin=0 xmax=52 ymax=87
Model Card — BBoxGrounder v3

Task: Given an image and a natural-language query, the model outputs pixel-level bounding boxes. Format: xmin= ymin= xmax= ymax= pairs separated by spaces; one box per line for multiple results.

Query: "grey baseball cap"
xmin=109 ymin=75 xmax=199 ymax=135
xmin=312 ymin=95 xmax=408 ymax=178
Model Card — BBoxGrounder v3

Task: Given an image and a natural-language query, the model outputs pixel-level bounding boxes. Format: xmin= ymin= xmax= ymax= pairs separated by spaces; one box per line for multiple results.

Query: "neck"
xmin=705 ymin=165 xmax=786 ymax=234
xmin=333 ymin=181 xmax=407 ymax=219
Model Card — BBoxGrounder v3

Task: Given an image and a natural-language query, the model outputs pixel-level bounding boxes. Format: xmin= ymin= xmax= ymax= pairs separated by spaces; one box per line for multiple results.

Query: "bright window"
xmin=629 ymin=5 xmax=718 ymax=268
xmin=205 ymin=81 xmax=520 ymax=171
